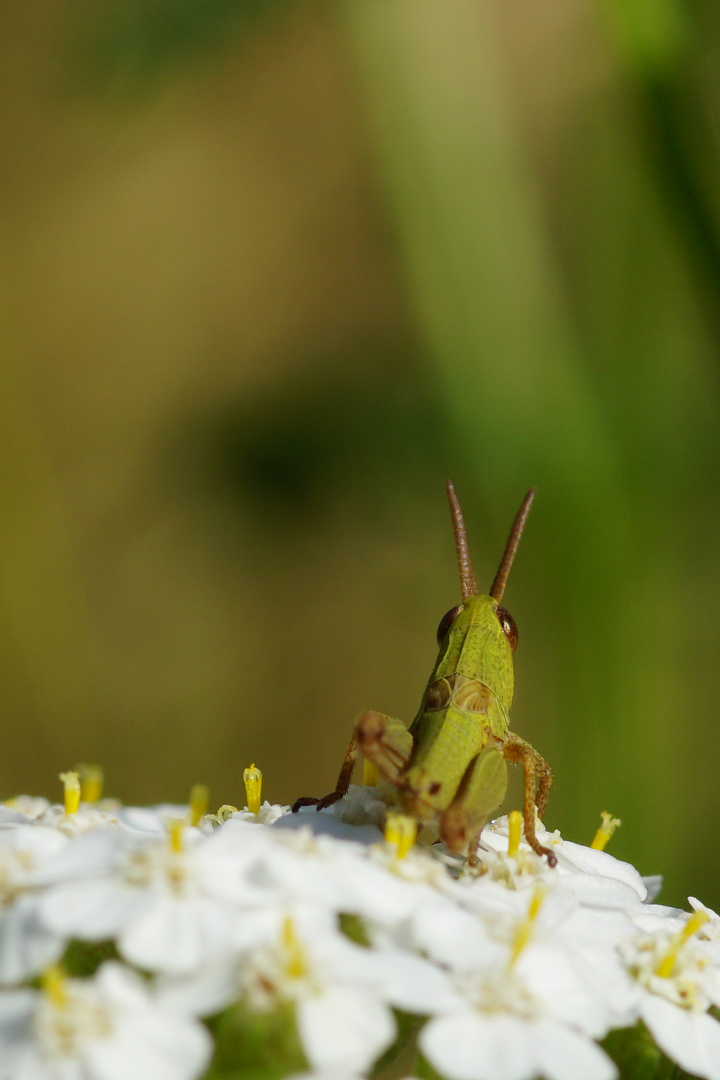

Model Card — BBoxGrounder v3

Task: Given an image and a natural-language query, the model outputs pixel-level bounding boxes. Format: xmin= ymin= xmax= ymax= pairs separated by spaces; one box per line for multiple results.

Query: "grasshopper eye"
xmin=436 ymin=605 xmax=463 ymax=646
xmin=496 ymin=606 xmax=518 ymax=652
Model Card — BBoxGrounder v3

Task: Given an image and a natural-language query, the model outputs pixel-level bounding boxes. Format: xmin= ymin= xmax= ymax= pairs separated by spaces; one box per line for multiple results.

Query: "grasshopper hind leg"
xmin=502 ymin=733 xmax=556 ymax=867
xmin=439 ymin=744 xmax=508 ymax=856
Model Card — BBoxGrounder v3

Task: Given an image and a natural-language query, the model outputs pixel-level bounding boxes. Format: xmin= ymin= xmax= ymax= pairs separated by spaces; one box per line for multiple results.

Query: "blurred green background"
xmin=1 ymin=0 xmax=719 ymax=909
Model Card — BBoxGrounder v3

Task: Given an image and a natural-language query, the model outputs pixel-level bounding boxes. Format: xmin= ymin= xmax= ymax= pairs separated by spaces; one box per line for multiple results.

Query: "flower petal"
xmin=120 ymin=895 xmax=237 ymax=975
xmin=86 ymin=1007 xmax=212 ymax=1080
xmin=40 ymin=878 xmax=148 ymax=940
xmin=0 ymin=896 xmax=64 ymax=985
xmin=298 ymin=986 xmax=394 ymax=1075
xmin=532 ymin=1020 xmax=617 ymax=1080
xmin=641 ymin=995 xmax=720 ymax=1080
xmin=420 ymin=1011 xmax=534 ymax=1080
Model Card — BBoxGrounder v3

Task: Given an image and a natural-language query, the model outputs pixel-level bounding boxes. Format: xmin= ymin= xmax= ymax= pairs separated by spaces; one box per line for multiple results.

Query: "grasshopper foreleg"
xmin=291 ymin=727 xmax=360 ymax=813
xmin=502 ymin=734 xmax=556 ymax=866
xmin=356 ymin=710 xmax=413 ymax=786
xmin=291 ymin=710 xmax=414 ymax=814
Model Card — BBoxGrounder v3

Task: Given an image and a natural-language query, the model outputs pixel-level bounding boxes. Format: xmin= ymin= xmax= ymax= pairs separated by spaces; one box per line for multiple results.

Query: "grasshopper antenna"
xmin=489 ymin=488 xmax=536 ymax=603
xmin=446 ymin=480 xmax=478 ymax=602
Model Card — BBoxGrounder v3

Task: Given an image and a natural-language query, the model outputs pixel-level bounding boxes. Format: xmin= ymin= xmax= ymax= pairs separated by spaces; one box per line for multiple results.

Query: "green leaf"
xmin=601 ymin=1022 xmax=698 ymax=1080
xmin=338 ymin=911 xmax=371 ymax=948
xmin=413 ymin=1051 xmax=445 ymax=1080
xmin=61 ymin=938 xmax=121 ymax=978
xmin=372 ymin=1010 xmax=425 ymax=1077
xmin=203 ymin=1000 xmax=307 ymax=1080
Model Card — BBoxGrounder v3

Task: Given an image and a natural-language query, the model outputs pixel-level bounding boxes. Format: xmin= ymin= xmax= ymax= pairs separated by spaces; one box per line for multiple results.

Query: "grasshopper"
xmin=293 ymin=481 xmax=555 ymax=866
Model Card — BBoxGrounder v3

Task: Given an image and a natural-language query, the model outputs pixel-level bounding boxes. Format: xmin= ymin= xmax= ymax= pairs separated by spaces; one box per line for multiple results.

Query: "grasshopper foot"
xmin=291 ymin=792 xmax=343 ymax=814
xmin=525 ymin=835 xmax=557 ymax=867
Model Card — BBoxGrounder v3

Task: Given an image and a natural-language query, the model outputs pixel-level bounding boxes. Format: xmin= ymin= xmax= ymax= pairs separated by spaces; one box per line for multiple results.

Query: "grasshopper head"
xmin=434 ymin=594 xmax=517 ymax=705
xmin=436 ymin=595 xmax=518 ymax=653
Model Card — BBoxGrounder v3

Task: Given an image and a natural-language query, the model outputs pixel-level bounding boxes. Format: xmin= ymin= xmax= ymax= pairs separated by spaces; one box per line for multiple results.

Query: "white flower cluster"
xmin=0 ymin=775 xmax=718 ymax=1080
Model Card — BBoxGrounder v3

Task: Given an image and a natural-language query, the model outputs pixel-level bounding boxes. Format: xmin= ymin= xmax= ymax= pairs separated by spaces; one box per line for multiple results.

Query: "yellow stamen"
xmin=507 ymin=810 xmax=523 ymax=857
xmin=384 ymin=811 xmax=417 ymax=859
xmin=363 ymin=759 xmax=379 ymax=787
xmin=243 ymin=763 xmax=262 ymax=815
xmin=282 ymin=916 xmax=308 ymax=979
xmin=59 ymin=772 xmax=81 ymax=816
xmin=591 ymin=811 xmax=621 ymax=851
xmin=216 ymin=804 xmax=238 ymax=822
xmin=41 ymin=964 xmax=68 ymax=1008
xmin=76 ymin=764 xmax=104 ymax=804
xmin=509 ymin=885 xmax=545 ymax=967
xmin=188 ymin=784 xmax=209 ymax=827
xmin=168 ymin=819 xmax=185 ymax=854
xmin=656 ymin=910 xmax=710 ymax=978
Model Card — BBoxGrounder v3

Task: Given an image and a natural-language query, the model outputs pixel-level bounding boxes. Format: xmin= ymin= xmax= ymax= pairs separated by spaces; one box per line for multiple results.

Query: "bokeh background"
xmin=1 ymin=0 xmax=719 ymax=909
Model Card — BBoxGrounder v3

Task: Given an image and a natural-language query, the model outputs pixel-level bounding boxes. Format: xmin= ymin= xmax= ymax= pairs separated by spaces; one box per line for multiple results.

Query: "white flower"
xmin=639 ymin=995 xmax=720 ymax=1080
xmin=114 ymin=804 xmax=191 ymax=835
xmin=410 ymin=891 xmax=505 ymax=972
xmin=421 ymin=1013 xmax=616 ymax=1080
xmin=198 ymin=801 xmax=289 ymax=834
xmin=233 ymin=800 xmax=290 ymax=826
xmin=33 ymin=804 xmax=124 ymax=836
xmin=461 ymin=844 xmax=549 ymax=891
xmin=221 ymin=819 xmax=358 ymax=911
xmin=688 ymin=896 xmax=720 ymax=965
xmin=0 ymin=961 xmax=211 ymax=1080
xmin=161 ymin=904 xmax=396 ymax=1076
xmin=1 ymin=797 xmax=50 ymax=822
xmin=415 ymin=886 xmax=621 ymax=1080
xmin=619 ymin=914 xmax=717 ymax=1011
xmin=330 ymin=784 xmax=390 ymax=830
xmin=643 ymin=875 xmax=663 ymax=901
xmin=297 ymin=983 xmax=393 ymax=1077
xmin=38 ymin=824 xmax=257 ymax=975
xmin=481 ymin=817 xmax=647 ymax=908
xmin=455 ymin=873 xmax=641 ymax=1031
xmin=416 ymin=932 xmax=620 ymax=1080
xmin=221 ymin=818 xmax=436 ymax=924
xmin=326 ymin=840 xmax=454 ymax=930
xmin=618 ymin=909 xmax=720 ymax=1080
xmin=0 ymin=827 xmax=68 ymax=985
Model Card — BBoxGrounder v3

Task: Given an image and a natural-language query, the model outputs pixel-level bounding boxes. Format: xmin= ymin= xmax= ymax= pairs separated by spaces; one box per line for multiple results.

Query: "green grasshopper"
xmin=293 ymin=481 xmax=555 ymax=866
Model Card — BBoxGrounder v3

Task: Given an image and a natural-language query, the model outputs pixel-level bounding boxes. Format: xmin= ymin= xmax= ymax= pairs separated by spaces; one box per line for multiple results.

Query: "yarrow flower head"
xmin=0 ymin=961 xmax=211 ymax=1080
xmin=0 ymin=764 xmax=713 ymax=1080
